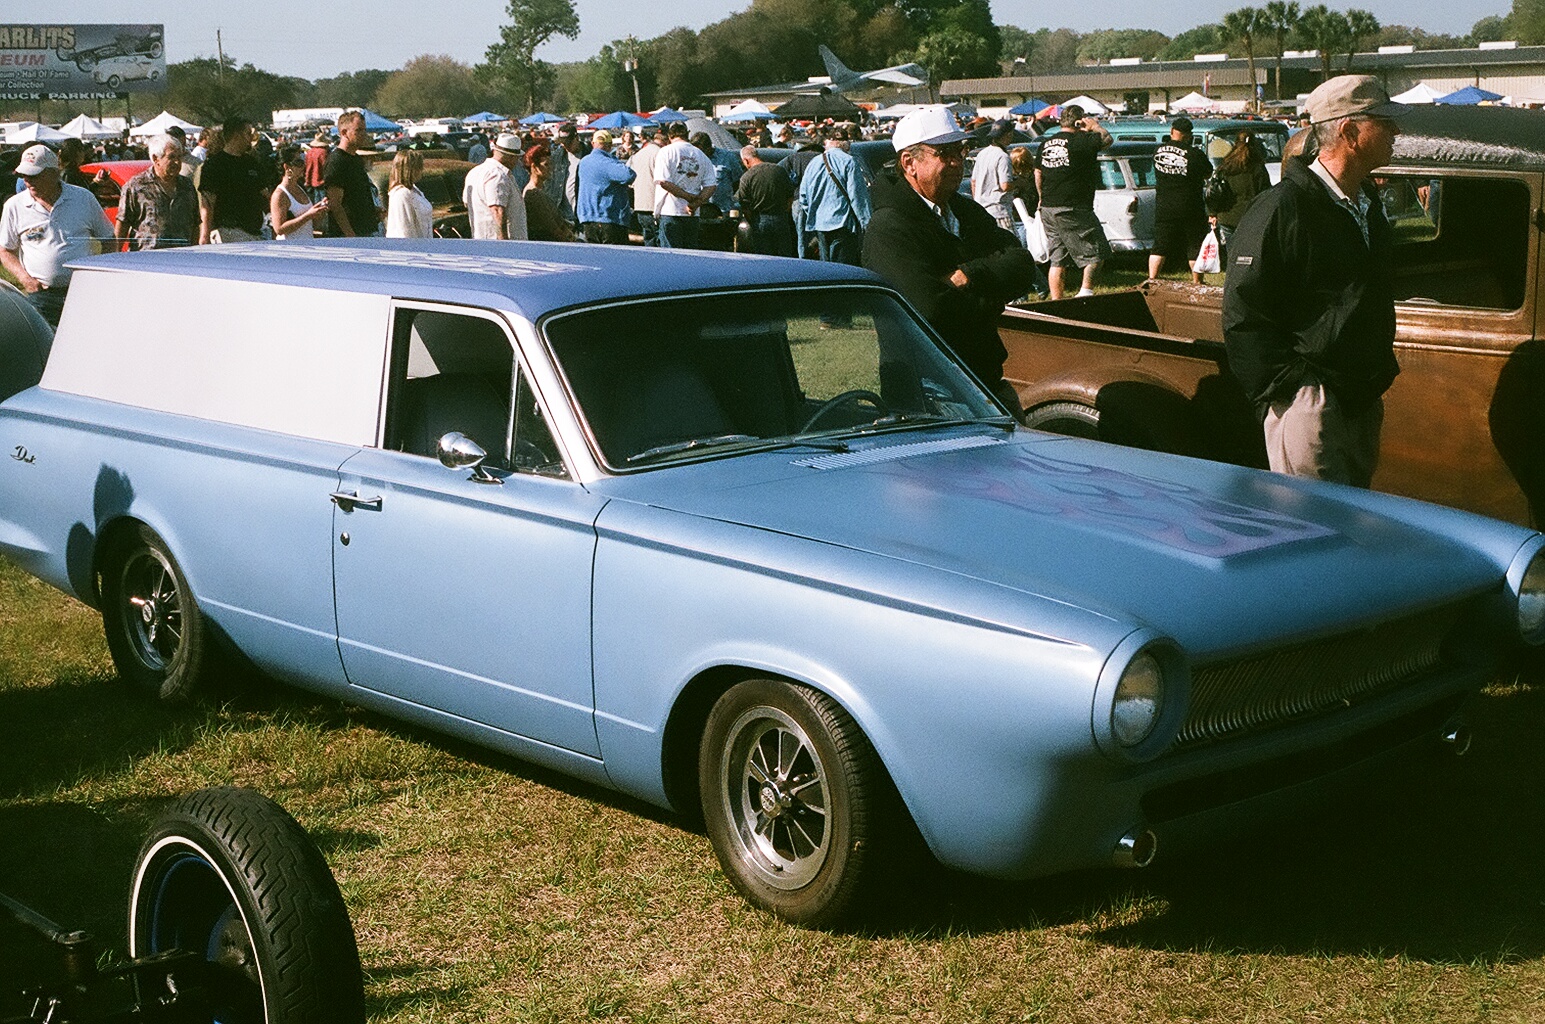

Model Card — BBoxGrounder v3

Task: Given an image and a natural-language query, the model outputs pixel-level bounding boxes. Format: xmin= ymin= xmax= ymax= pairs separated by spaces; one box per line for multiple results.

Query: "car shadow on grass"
xmin=881 ymin=682 xmax=1545 ymax=963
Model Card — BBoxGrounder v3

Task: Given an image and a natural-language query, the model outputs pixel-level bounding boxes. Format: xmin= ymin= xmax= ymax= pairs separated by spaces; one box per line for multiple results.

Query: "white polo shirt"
xmin=0 ymin=182 xmax=115 ymax=287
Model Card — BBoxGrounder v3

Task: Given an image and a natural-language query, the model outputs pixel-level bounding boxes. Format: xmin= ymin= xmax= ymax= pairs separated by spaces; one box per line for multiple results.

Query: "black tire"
xmin=130 ymin=787 xmax=365 ymax=1024
xmin=150 ymin=41 xmax=163 ymax=57
xmin=107 ymin=73 xmax=122 ymax=89
xmin=700 ymin=678 xmax=901 ymax=927
xmin=1023 ymin=400 xmax=1100 ymax=439
xmin=99 ymin=523 xmax=210 ymax=701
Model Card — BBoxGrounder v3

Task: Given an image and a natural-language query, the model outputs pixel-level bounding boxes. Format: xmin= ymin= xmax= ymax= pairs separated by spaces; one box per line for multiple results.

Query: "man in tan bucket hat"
xmin=1222 ymin=75 xmax=1406 ymax=487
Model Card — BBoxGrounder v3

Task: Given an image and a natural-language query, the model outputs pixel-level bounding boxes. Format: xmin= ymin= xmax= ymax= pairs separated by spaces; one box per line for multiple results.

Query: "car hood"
xmin=604 ymin=430 xmax=1506 ymax=657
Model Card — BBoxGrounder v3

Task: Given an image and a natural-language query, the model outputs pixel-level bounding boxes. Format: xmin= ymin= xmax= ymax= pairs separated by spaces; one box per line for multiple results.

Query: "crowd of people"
xmin=3 ymin=80 xmax=1396 ymax=494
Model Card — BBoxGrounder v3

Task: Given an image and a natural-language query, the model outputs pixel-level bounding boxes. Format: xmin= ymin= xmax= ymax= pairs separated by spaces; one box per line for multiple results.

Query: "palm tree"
xmin=1298 ymin=4 xmax=1351 ymax=82
xmin=1260 ymin=0 xmax=1300 ymax=101
xmin=1222 ymin=7 xmax=1264 ymax=112
xmin=1344 ymin=9 xmax=1380 ymax=71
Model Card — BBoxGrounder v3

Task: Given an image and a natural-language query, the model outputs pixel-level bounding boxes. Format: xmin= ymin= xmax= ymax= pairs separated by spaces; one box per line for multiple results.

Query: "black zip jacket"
xmin=1222 ymin=155 xmax=1399 ymax=415
xmin=862 ymin=173 xmax=1036 ymax=385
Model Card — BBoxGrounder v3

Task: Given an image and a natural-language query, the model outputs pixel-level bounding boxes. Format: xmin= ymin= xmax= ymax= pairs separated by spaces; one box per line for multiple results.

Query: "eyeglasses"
xmin=924 ymin=143 xmax=965 ymax=161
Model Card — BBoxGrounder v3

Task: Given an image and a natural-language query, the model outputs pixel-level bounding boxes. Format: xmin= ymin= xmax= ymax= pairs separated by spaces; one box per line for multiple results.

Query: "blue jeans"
xmin=745 ymin=213 xmax=796 ymax=257
xmin=659 ymin=215 xmax=699 ymax=250
xmin=815 ymin=227 xmax=861 ymax=266
xmin=636 ymin=212 xmax=659 ymax=247
xmin=24 ymin=285 xmax=66 ymax=329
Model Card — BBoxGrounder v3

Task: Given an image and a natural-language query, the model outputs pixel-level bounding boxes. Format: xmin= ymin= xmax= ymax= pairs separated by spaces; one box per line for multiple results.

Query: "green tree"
xmin=164 ymin=56 xmax=303 ymax=125
xmin=1342 ymin=9 xmax=1379 ymax=69
xmin=1156 ymin=24 xmax=1226 ymax=61
xmin=1025 ymin=28 xmax=1082 ymax=73
xmin=1076 ymin=28 xmax=1170 ymax=64
xmin=998 ymin=24 xmax=1036 ymax=64
xmin=1260 ymin=0 xmax=1300 ymax=99
xmin=313 ymin=69 xmax=392 ymax=108
xmin=481 ymin=0 xmax=581 ymax=115
xmin=373 ymin=55 xmax=497 ymax=120
xmin=1296 ymin=4 xmax=1348 ymax=81
xmin=914 ymin=23 xmax=998 ymax=82
xmin=1468 ymin=15 xmax=1512 ymax=43
xmin=1222 ymin=7 xmax=1263 ymax=109
xmin=1513 ymin=0 xmax=1545 ymax=44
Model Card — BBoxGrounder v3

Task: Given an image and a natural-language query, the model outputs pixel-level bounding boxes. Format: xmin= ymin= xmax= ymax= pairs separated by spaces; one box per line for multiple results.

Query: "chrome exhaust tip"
xmin=1439 ymin=718 xmax=1472 ymax=756
xmin=1113 ymin=828 xmax=1158 ymax=869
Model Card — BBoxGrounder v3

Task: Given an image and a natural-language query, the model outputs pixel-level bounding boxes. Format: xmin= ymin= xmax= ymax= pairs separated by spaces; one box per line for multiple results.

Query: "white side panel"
xmin=42 ymin=270 xmax=391 ymax=447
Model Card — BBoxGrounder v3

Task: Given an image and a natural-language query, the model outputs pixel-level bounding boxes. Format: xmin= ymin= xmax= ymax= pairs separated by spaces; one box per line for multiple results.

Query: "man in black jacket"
xmin=863 ymin=107 xmax=1037 ymax=414
xmin=1223 ymin=75 xmax=1404 ymax=487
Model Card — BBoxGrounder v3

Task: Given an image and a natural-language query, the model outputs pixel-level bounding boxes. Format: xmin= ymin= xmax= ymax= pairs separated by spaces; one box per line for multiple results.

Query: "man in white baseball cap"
xmin=462 ymin=132 xmax=528 ymax=240
xmin=1224 ymin=73 xmax=1406 ymax=487
xmin=0 ymin=145 xmax=115 ymax=328
xmin=863 ymin=106 xmax=1036 ymax=414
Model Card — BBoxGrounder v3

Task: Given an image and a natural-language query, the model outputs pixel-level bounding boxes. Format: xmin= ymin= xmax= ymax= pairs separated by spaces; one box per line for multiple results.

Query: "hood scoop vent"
xmin=794 ymin=434 xmax=1005 ymax=470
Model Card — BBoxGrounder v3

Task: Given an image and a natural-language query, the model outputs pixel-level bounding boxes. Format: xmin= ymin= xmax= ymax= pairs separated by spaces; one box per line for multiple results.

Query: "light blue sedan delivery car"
xmin=2 ymin=241 xmax=1542 ymax=926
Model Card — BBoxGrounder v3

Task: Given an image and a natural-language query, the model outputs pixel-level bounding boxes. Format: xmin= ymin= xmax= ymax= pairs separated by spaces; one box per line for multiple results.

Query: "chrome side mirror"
xmin=436 ymin=432 xmax=502 ymax=484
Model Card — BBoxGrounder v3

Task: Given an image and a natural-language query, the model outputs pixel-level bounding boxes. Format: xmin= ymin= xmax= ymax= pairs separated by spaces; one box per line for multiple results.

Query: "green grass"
xmin=5 ymin=554 xmax=1545 ymax=1021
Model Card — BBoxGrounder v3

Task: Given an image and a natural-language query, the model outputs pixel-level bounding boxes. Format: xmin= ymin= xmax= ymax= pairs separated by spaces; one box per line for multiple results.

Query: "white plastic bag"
xmin=1015 ymin=197 xmax=1049 ymax=263
xmin=1192 ymin=229 xmax=1222 ymax=275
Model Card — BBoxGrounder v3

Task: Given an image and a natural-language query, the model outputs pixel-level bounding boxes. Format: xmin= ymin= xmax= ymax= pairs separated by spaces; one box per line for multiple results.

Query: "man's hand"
xmin=949 ymin=268 xmax=970 ymax=288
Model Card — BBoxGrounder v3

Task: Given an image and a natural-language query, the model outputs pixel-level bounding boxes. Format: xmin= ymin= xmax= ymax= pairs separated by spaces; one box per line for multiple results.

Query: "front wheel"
xmin=106 ymin=73 xmax=122 ymax=89
xmin=700 ymin=678 xmax=902 ymax=927
xmin=100 ymin=523 xmax=209 ymax=701
xmin=130 ymin=787 xmax=365 ymax=1024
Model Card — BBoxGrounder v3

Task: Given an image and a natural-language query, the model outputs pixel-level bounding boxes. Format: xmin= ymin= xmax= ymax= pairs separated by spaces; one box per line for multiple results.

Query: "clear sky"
xmin=40 ymin=0 xmax=1512 ymax=81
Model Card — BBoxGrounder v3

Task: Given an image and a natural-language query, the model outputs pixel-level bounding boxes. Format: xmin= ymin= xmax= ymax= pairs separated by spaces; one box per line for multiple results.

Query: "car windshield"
xmin=545 ymin=287 xmax=1004 ymax=469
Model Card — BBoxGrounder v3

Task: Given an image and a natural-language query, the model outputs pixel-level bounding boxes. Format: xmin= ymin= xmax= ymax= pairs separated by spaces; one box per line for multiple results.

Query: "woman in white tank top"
xmin=270 ymin=144 xmax=328 ymax=241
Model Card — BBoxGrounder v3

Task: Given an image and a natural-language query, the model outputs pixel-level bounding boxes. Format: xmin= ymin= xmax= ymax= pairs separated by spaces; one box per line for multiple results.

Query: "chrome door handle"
xmin=330 ymin=490 xmax=382 ymax=512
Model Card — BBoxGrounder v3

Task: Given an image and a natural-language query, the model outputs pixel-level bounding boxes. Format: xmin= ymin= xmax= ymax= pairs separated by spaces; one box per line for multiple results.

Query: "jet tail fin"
xmin=818 ymin=45 xmax=861 ymax=88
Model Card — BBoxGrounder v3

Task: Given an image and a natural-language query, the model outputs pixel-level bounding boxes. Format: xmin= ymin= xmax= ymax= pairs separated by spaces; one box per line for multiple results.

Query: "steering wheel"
xmin=800 ymin=389 xmax=889 ymax=433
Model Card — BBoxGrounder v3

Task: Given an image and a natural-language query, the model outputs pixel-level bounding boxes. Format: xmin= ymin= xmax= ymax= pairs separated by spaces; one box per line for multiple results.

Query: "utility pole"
xmin=217 ymin=29 xmax=225 ymax=88
xmin=622 ymin=36 xmax=641 ymax=112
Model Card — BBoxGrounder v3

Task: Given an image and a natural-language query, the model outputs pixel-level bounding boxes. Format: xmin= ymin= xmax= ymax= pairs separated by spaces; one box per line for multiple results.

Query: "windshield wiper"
xmin=626 ymin=434 xmax=760 ymax=464
xmin=850 ymin=413 xmax=1017 ymax=435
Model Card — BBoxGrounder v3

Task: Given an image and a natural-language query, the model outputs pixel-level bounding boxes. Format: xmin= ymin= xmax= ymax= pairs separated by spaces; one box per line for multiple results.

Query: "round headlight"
xmin=1519 ymin=548 xmax=1545 ymax=644
xmin=1112 ymin=651 xmax=1164 ymax=747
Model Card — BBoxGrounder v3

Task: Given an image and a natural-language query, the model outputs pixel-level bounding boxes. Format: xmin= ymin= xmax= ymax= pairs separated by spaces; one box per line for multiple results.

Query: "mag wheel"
xmin=100 ymin=524 xmax=209 ymax=701
xmin=130 ymin=787 xmax=364 ymax=1024
xmin=700 ymin=678 xmax=904 ymax=927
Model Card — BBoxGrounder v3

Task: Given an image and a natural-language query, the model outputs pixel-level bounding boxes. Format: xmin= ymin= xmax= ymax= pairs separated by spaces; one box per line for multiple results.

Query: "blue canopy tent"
xmin=357 ymin=108 xmax=401 ymax=132
xmin=1008 ymin=98 xmax=1052 ymax=116
xmin=648 ymin=106 xmax=689 ymax=123
xmin=1435 ymin=85 xmax=1503 ymax=105
xmin=464 ymin=111 xmax=507 ymax=123
xmin=723 ymin=109 xmax=775 ymax=122
xmin=588 ymin=110 xmax=654 ymax=129
xmin=520 ymin=112 xmax=567 ymax=125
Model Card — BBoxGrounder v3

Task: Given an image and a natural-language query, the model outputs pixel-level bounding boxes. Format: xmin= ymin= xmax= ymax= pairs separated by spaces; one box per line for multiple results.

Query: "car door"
xmin=331 ymin=302 xmax=605 ymax=756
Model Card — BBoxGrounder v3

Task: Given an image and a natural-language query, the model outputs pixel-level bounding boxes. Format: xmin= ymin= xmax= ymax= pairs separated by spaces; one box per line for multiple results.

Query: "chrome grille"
xmin=1174 ymin=602 xmax=1466 ymax=750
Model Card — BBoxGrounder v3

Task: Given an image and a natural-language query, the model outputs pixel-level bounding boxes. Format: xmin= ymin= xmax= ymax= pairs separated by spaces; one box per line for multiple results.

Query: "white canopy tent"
xmin=129 ymin=110 xmax=202 ymax=138
xmin=6 ymin=122 xmax=72 ymax=144
xmin=60 ymin=113 xmax=120 ymax=140
xmin=1062 ymin=94 xmax=1110 ymax=115
xmin=725 ymin=98 xmax=771 ymax=117
xmin=1392 ymin=82 xmax=1442 ymax=104
xmin=1169 ymin=91 xmax=1226 ymax=113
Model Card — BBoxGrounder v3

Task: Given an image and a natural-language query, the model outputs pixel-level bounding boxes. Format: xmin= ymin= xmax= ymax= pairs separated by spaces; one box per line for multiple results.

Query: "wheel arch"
xmin=658 ymin=660 xmax=913 ymax=832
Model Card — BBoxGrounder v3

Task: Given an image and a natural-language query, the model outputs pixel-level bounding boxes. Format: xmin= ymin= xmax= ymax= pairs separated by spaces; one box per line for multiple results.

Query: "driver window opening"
xmin=384 ymin=309 xmax=566 ymax=478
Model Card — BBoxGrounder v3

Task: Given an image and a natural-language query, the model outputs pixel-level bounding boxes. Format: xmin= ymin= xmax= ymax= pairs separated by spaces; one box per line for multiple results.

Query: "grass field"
xmin=4 ymin=554 xmax=1545 ymax=1021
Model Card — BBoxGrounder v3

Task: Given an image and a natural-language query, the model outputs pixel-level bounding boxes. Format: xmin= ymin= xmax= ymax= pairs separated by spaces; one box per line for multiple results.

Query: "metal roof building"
xmin=940 ymin=43 xmax=1545 ymax=115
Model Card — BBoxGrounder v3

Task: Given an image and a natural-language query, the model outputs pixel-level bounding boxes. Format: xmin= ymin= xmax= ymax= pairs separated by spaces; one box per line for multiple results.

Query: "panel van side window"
xmin=1381 ymin=174 xmax=1530 ymax=311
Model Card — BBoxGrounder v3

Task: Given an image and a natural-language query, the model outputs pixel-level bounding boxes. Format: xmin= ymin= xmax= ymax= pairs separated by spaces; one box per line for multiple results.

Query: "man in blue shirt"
xmin=577 ymin=130 xmax=637 ymax=244
xmin=798 ymin=123 xmax=871 ymax=269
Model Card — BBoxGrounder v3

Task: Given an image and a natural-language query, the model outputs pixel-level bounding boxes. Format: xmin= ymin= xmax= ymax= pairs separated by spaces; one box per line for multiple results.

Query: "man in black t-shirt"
xmin=1149 ymin=117 xmax=1213 ymax=283
xmin=323 ymin=110 xmax=380 ymax=238
xmin=735 ymin=146 xmax=795 ymax=256
xmin=197 ymin=117 xmax=269 ymax=243
xmin=1033 ymin=105 xmax=1112 ymax=298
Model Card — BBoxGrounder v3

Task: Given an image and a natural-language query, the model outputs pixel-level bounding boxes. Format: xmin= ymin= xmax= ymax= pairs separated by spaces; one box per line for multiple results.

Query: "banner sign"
xmin=0 ymin=24 xmax=166 ymax=98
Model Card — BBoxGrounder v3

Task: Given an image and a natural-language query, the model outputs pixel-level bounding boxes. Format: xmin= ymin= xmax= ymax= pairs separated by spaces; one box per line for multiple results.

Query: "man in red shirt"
xmin=303 ymin=132 xmax=330 ymax=201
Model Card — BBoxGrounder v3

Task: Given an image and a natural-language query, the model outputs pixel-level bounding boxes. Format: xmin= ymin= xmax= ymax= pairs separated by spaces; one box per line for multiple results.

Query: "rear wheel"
xmin=100 ymin=524 xmax=209 ymax=701
xmin=130 ymin=787 xmax=365 ymax=1024
xmin=700 ymin=678 xmax=904 ymax=927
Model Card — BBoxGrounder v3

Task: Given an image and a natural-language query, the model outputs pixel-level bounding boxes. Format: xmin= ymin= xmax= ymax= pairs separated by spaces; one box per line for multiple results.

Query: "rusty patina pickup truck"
xmin=1002 ymin=105 xmax=1545 ymax=527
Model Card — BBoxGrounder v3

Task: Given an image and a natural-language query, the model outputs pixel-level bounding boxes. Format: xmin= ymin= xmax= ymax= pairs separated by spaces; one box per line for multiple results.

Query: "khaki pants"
xmin=1263 ymin=383 xmax=1383 ymax=488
